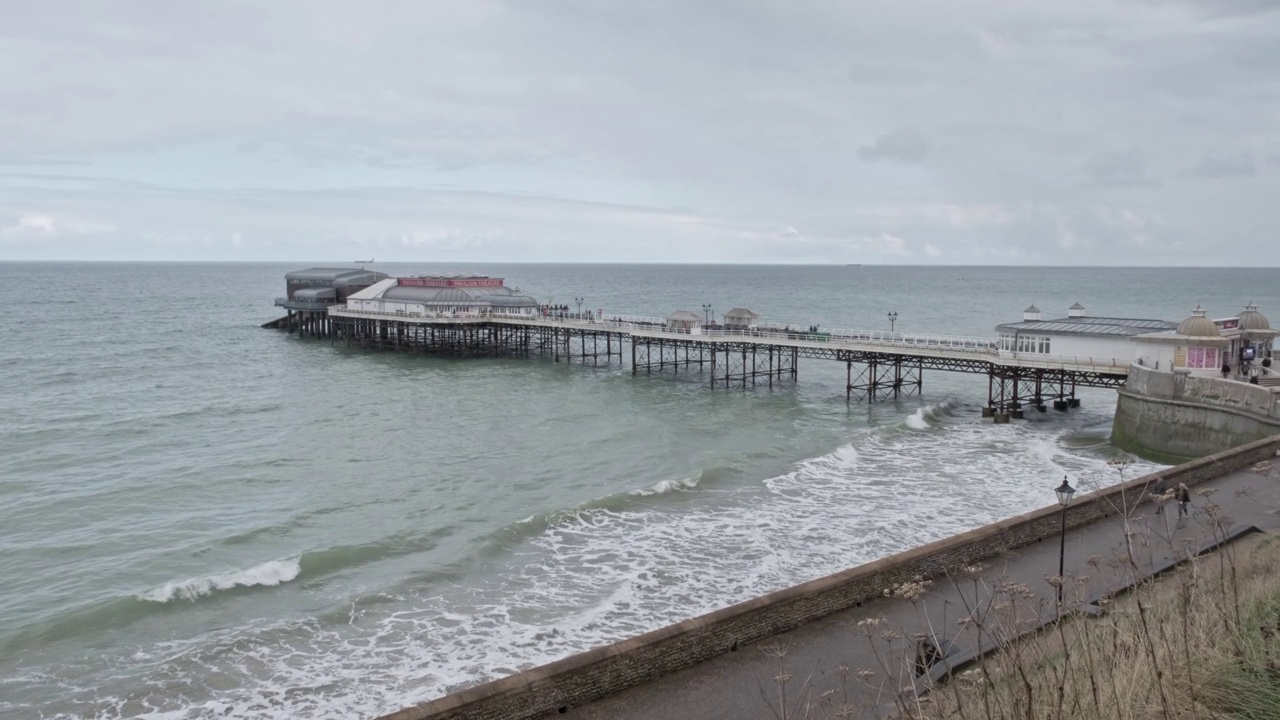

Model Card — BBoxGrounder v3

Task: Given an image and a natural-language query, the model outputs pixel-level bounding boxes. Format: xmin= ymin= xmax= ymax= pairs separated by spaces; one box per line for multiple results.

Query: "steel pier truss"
xmin=842 ymin=352 xmax=924 ymax=402
xmin=332 ymin=317 xmax=625 ymax=364
xmin=326 ymin=317 xmax=1129 ymax=420
xmin=629 ymin=338 xmax=797 ymax=388
xmin=984 ymin=366 xmax=1125 ymax=420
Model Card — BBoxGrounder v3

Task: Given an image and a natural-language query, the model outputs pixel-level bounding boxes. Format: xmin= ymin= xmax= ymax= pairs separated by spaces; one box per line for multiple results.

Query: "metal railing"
xmin=323 ymin=306 xmax=1131 ymax=371
xmin=276 ymin=297 xmax=339 ymax=311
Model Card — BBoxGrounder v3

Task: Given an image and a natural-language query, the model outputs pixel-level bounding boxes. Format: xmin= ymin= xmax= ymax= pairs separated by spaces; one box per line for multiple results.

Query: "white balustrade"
xmin=324 ymin=306 xmax=1127 ymax=373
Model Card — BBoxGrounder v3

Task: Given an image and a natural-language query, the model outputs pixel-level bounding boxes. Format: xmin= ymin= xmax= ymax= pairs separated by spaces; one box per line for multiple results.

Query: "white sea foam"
xmin=905 ymin=408 xmax=930 ymax=429
xmin=139 ymin=558 xmax=302 ymax=603
xmin=630 ymin=475 xmax=699 ymax=496
xmin=24 ymin=392 xmax=1163 ymax=719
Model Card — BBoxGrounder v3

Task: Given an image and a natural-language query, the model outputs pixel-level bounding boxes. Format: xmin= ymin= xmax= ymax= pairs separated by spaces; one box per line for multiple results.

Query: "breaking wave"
xmin=140 ymin=558 xmax=301 ymax=603
xmin=904 ymin=397 xmax=959 ymax=430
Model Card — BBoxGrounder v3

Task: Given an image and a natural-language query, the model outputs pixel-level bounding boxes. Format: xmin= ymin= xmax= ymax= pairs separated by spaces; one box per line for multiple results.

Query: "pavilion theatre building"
xmin=344 ymin=274 xmax=540 ymax=317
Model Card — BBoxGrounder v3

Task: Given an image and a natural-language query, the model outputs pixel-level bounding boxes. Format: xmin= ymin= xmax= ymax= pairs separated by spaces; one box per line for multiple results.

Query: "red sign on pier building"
xmin=397 ymin=277 xmax=505 ymax=288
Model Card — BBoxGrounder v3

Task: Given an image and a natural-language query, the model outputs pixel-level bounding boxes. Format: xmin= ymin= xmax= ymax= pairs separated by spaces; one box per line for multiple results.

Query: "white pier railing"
xmin=326 ymin=306 xmax=1130 ymax=374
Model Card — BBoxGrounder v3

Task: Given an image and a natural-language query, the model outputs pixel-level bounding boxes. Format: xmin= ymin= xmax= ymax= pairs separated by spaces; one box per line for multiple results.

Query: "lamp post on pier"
xmin=702 ymin=304 xmax=713 ymax=326
xmin=575 ymin=297 xmax=584 ymax=319
xmin=888 ymin=311 xmax=899 ymax=334
xmin=1054 ymin=476 xmax=1076 ymax=607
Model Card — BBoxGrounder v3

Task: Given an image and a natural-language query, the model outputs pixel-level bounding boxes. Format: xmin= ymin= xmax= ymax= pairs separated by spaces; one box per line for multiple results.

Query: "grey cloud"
xmin=1 ymin=0 xmax=1279 ymax=263
xmin=1194 ymin=151 xmax=1257 ymax=178
xmin=1081 ymin=149 xmax=1158 ymax=188
xmin=856 ymin=130 xmax=931 ymax=165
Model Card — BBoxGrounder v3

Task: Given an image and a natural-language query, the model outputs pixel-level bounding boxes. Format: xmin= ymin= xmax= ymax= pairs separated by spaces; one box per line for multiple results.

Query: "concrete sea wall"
xmin=379 ymin=436 xmax=1280 ymax=720
xmin=1113 ymin=365 xmax=1280 ymax=463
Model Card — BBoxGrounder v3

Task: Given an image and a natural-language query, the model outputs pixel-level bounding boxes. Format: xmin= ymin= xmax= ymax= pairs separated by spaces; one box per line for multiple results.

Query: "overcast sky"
xmin=1 ymin=1 xmax=1278 ymax=264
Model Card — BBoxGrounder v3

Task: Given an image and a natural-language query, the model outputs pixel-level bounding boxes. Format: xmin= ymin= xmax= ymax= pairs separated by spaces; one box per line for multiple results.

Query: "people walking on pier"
xmin=1176 ymin=482 xmax=1192 ymax=517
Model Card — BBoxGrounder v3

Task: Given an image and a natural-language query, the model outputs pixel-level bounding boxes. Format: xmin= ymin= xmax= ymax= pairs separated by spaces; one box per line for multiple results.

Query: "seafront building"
xmin=995 ymin=302 xmax=1178 ymax=361
xmin=271 ymin=267 xmax=390 ymax=337
xmin=344 ymin=274 xmax=540 ymax=317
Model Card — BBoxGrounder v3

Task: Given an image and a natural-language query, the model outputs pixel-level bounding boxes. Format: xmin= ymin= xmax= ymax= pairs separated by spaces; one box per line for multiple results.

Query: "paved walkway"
xmin=571 ymin=466 xmax=1280 ymax=720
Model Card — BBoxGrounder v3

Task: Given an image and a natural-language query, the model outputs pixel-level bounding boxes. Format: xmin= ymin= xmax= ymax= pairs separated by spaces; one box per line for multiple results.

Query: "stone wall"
xmin=377 ymin=435 xmax=1280 ymax=720
xmin=1113 ymin=365 xmax=1280 ymax=462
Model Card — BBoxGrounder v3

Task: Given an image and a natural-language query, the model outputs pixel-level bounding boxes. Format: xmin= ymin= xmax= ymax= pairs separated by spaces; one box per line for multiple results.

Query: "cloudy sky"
xmin=1 ymin=0 xmax=1278 ymax=264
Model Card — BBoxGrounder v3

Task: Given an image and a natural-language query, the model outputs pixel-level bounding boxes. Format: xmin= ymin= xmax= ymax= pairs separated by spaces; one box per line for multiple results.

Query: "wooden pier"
xmin=275 ymin=308 xmax=1130 ymax=421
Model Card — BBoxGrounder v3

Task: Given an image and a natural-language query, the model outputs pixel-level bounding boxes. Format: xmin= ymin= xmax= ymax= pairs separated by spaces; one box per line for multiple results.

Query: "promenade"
xmin=569 ymin=463 xmax=1280 ymax=720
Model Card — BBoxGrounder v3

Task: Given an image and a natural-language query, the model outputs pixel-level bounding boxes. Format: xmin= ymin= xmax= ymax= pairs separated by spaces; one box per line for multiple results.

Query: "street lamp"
xmin=1054 ymin=476 xmax=1076 ymax=606
xmin=888 ymin=311 xmax=898 ymax=334
xmin=702 ymin=303 xmax=713 ymax=325
xmin=575 ymin=297 xmax=584 ymax=318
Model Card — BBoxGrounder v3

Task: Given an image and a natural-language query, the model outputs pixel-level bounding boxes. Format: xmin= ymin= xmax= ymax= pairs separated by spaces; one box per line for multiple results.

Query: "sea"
xmin=2 ymin=263 xmax=1277 ymax=719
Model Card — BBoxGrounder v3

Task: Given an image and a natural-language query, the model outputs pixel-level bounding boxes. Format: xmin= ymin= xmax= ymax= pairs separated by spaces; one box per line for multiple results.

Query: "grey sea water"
xmin=2 ymin=262 xmax=1277 ymax=719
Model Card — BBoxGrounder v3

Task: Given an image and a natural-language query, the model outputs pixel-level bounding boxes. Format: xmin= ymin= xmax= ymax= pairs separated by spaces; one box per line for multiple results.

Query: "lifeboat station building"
xmin=995 ymin=303 xmax=1178 ymax=364
xmin=273 ymin=266 xmax=390 ymax=337
xmin=344 ymin=274 xmax=540 ymax=317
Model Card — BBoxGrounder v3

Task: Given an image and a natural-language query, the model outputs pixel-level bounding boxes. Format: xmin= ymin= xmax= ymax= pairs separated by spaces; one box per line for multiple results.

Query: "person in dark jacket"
xmin=1152 ymin=478 xmax=1168 ymax=515
xmin=1176 ymin=483 xmax=1192 ymax=517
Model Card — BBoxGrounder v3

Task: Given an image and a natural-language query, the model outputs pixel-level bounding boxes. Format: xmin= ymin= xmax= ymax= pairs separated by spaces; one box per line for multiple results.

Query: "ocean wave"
xmin=904 ymin=397 xmax=959 ymax=430
xmin=140 ymin=558 xmax=301 ymax=603
xmin=630 ymin=475 xmax=699 ymax=496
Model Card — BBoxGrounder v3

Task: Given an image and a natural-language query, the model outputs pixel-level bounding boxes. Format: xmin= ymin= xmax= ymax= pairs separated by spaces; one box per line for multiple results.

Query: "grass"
xmin=918 ymin=531 xmax=1280 ymax=720
xmin=758 ymin=461 xmax=1280 ymax=720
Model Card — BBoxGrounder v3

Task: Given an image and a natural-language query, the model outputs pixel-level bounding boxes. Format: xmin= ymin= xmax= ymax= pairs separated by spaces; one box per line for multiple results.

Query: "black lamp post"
xmin=702 ymin=303 xmax=713 ymax=325
xmin=888 ymin=311 xmax=898 ymax=334
xmin=574 ymin=297 xmax=584 ymax=318
xmin=1054 ymin=476 xmax=1076 ymax=606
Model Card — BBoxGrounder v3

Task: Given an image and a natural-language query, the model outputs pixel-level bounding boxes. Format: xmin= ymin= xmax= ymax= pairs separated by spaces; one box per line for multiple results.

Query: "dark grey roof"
xmin=377 ymin=285 xmax=536 ymax=307
xmin=1069 ymin=302 xmax=1086 ymax=310
xmin=1024 ymin=304 xmax=1040 ymax=313
xmin=724 ymin=308 xmax=760 ymax=319
xmin=487 ymin=295 xmax=538 ymax=307
xmin=668 ymin=310 xmax=702 ymax=322
xmin=293 ymin=287 xmax=336 ymax=300
xmin=285 ymin=267 xmax=387 ymax=284
xmin=383 ymin=285 xmax=519 ymax=303
xmin=996 ymin=316 xmax=1179 ymax=337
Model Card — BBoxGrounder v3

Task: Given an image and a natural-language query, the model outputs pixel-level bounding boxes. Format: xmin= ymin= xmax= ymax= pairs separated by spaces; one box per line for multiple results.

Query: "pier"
xmin=264 ymin=269 xmax=1280 ymax=424
xmin=313 ymin=308 xmax=1124 ymax=420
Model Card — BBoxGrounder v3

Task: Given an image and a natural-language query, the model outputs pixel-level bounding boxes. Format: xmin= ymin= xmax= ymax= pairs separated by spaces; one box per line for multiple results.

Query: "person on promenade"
xmin=1176 ymin=483 xmax=1192 ymax=518
xmin=1151 ymin=478 xmax=1168 ymax=515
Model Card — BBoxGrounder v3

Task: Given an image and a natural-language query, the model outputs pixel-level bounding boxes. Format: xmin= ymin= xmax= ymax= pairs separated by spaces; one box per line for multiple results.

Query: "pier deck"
xmin=321 ymin=308 xmax=1125 ymax=416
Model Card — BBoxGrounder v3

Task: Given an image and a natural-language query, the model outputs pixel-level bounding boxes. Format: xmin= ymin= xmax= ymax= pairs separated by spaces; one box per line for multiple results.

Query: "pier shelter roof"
xmin=667 ymin=310 xmax=702 ymax=322
xmin=1132 ymin=308 xmax=1230 ymax=348
xmin=996 ymin=315 xmax=1177 ymax=339
xmin=1237 ymin=303 xmax=1271 ymax=331
xmin=1219 ymin=304 xmax=1277 ymax=343
xmin=723 ymin=308 xmax=760 ymax=320
xmin=1175 ymin=306 xmax=1221 ymax=338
